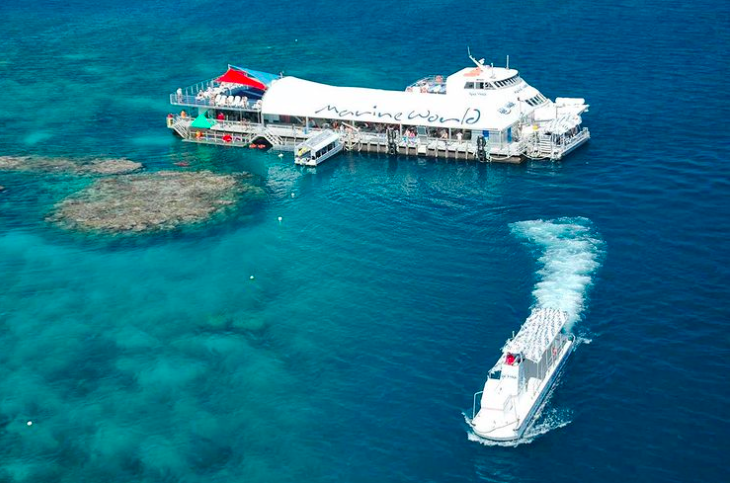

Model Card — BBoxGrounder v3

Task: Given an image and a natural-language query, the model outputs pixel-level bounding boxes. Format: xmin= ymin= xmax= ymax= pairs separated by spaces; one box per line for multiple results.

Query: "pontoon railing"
xmin=169 ymin=117 xmax=525 ymax=156
xmin=170 ymin=94 xmax=262 ymax=111
xmin=406 ymin=74 xmax=448 ymax=94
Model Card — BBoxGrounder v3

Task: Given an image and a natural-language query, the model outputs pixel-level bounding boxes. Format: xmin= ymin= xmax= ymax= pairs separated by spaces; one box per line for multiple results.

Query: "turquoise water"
xmin=1 ymin=0 xmax=729 ymax=482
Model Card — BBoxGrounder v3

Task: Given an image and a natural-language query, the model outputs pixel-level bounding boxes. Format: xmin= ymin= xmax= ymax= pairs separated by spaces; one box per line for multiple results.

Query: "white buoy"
xmin=27 ymin=421 xmax=32 ymax=426
xmin=278 ymin=216 xmax=283 ymax=222
xmin=291 ymin=193 xmax=295 ymax=198
xmin=250 ymin=275 xmax=255 ymax=280
xmin=278 ymin=153 xmax=284 ymax=158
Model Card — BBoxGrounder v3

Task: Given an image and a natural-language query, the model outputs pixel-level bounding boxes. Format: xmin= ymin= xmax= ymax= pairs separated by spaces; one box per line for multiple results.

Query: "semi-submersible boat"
xmin=167 ymin=52 xmax=590 ymax=164
xmin=469 ymin=308 xmax=574 ymax=441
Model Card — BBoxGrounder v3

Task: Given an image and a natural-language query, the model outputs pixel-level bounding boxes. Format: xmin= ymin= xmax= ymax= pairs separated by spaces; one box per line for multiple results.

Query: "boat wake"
xmin=509 ymin=217 xmax=604 ymax=328
xmin=465 ymin=217 xmax=603 ymax=447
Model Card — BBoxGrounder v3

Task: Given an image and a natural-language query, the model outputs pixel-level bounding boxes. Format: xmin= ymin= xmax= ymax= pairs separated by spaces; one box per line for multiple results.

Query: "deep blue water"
xmin=1 ymin=0 xmax=729 ymax=482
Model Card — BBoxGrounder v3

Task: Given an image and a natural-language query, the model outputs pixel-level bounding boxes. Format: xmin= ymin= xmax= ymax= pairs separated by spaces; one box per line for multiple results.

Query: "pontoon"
xmin=168 ymin=53 xmax=590 ymax=163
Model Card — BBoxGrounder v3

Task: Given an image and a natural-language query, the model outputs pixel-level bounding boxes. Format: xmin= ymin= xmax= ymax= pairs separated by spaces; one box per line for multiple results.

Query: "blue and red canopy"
xmin=217 ymin=66 xmax=278 ymax=90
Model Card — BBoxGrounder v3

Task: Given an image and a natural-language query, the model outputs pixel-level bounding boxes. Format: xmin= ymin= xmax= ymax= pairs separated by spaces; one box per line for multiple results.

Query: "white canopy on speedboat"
xmin=297 ymin=129 xmax=339 ymax=151
xmin=261 ymin=76 xmax=521 ymax=131
xmin=503 ymin=308 xmax=569 ymax=362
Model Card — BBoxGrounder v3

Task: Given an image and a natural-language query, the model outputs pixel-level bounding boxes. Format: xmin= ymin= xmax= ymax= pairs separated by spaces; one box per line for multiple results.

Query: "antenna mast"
xmin=506 ymin=55 xmax=510 ymax=70
xmin=467 ymin=46 xmax=479 ymax=67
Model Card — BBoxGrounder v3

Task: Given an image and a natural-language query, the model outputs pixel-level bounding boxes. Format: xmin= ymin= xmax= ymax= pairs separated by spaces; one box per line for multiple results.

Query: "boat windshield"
xmin=488 ymin=369 xmax=502 ymax=380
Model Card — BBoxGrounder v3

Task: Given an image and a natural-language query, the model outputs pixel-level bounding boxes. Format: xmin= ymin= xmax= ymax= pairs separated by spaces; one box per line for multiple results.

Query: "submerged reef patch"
xmin=47 ymin=170 xmax=264 ymax=234
xmin=0 ymin=155 xmax=142 ymax=175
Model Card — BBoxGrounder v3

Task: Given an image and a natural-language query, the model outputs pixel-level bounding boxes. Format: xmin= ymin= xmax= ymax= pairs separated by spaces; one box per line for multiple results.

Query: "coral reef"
xmin=48 ymin=170 xmax=263 ymax=233
xmin=0 ymin=155 xmax=142 ymax=175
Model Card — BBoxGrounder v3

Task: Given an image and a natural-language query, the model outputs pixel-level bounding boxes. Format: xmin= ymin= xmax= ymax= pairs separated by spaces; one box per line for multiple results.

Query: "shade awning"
xmin=230 ymin=66 xmax=279 ymax=87
xmin=217 ymin=68 xmax=267 ymax=90
xmin=261 ymin=76 xmax=520 ymax=131
xmin=502 ymin=308 xmax=569 ymax=362
xmin=190 ymin=114 xmax=216 ymax=129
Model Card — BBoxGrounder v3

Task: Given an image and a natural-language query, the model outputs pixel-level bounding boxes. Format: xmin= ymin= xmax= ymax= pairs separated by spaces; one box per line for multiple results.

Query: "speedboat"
xmin=469 ymin=308 xmax=575 ymax=441
xmin=294 ymin=129 xmax=342 ymax=166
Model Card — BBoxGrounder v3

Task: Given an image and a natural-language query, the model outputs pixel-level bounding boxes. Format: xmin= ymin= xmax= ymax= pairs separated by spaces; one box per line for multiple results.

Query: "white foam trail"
xmin=510 ymin=217 xmax=604 ymax=327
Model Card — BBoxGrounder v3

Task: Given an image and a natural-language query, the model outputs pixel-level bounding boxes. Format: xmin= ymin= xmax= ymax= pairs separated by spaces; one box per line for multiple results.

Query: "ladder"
xmin=260 ymin=128 xmax=284 ymax=147
xmin=172 ymin=119 xmax=190 ymax=139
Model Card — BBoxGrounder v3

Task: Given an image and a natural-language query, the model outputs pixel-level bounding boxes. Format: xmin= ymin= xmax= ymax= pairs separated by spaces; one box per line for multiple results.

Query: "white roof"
xmin=447 ymin=66 xmax=519 ymax=83
xmin=297 ymin=129 xmax=339 ymax=151
xmin=503 ymin=308 xmax=569 ymax=362
xmin=261 ymin=76 xmax=520 ymax=131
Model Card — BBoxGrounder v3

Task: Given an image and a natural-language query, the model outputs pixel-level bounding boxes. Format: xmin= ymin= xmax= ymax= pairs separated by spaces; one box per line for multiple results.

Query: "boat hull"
xmin=471 ymin=339 xmax=574 ymax=441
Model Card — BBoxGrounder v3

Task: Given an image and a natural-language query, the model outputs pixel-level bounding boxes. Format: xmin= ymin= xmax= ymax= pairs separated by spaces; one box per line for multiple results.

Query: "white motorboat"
xmin=294 ymin=129 xmax=343 ymax=166
xmin=469 ymin=308 xmax=575 ymax=441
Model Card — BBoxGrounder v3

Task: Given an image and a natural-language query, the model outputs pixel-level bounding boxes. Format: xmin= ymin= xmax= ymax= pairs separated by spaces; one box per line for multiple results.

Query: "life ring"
xmin=257 ymin=144 xmax=266 ymax=149
xmin=222 ymin=134 xmax=232 ymax=143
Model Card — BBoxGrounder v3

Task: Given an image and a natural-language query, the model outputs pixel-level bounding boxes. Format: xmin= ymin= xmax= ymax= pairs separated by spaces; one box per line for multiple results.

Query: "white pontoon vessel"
xmin=294 ymin=130 xmax=342 ymax=166
xmin=168 ymin=51 xmax=590 ymax=164
xmin=469 ymin=308 xmax=575 ymax=441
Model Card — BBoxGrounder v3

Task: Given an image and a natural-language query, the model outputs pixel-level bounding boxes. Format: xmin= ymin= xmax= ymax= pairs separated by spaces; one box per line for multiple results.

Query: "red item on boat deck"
xmin=506 ymin=354 xmax=515 ymax=365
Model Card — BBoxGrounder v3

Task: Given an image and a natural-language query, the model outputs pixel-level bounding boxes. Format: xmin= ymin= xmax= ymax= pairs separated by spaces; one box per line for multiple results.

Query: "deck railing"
xmin=170 ymin=93 xmax=262 ymax=111
xmin=406 ymin=75 xmax=448 ymax=94
xmin=169 ymin=117 xmax=527 ymax=157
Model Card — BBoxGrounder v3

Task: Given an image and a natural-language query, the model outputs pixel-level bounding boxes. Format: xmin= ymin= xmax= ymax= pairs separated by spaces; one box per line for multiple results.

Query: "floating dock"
xmin=167 ymin=56 xmax=590 ymax=165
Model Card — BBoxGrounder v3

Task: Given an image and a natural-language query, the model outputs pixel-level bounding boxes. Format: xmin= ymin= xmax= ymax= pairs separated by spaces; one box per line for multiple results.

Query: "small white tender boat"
xmin=294 ymin=129 xmax=342 ymax=166
xmin=469 ymin=308 xmax=575 ymax=441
